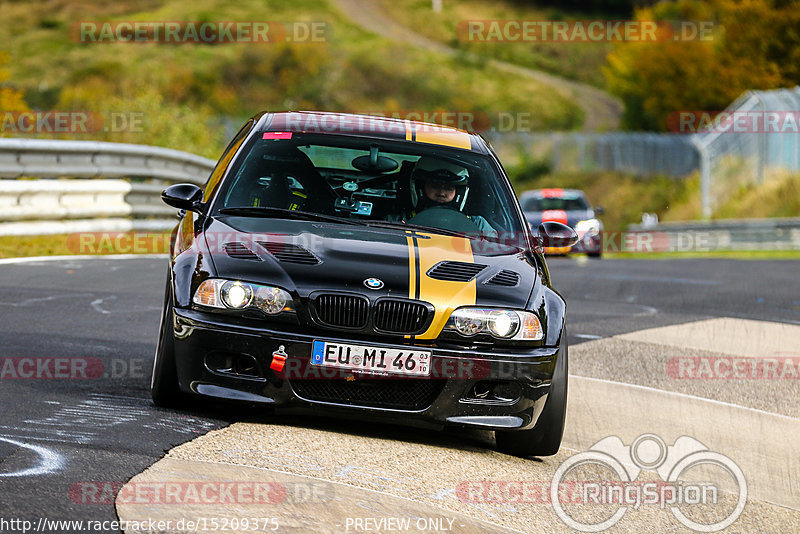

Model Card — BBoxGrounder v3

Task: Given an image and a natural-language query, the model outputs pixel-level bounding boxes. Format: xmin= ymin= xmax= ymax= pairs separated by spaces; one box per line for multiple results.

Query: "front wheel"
xmin=496 ymin=335 xmax=568 ymax=457
xmin=151 ymin=273 xmax=184 ymax=408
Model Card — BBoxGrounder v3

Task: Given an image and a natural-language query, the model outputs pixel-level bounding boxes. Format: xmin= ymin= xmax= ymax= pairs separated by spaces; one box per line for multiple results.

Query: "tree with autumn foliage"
xmin=0 ymin=51 xmax=28 ymax=114
xmin=605 ymin=0 xmax=800 ymax=130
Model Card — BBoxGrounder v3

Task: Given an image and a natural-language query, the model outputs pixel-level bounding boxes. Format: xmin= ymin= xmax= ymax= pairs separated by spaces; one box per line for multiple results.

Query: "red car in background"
xmin=519 ymin=188 xmax=603 ymax=257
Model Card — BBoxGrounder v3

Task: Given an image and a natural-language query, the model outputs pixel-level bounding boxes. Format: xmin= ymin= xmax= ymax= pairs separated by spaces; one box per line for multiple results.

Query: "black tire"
xmin=496 ymin=335 xmax=568 ymax=457
xmin=587 ymin=252 xmax=602 ymax=258
xmin=151 ymin=273 xmax=184 ymax=408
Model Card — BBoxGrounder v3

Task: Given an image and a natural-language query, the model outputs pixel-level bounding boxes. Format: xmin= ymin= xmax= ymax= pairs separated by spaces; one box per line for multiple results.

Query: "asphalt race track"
xmin=0 ymin=255 xmax=798 ymax=533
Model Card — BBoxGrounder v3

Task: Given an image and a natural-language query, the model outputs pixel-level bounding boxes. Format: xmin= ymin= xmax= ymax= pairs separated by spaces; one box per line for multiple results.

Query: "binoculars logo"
xmin=551 ymin=434 xmax=747 ymax=532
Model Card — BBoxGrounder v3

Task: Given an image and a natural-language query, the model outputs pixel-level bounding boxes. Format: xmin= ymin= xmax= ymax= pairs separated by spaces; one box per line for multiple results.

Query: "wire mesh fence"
xmin=693 ymin=86 xmax=800 ymax=217
xmin=486 ymin=131 xmax=699 ymax=178
xmin=488 ymin=86 xmax=800 ymax=219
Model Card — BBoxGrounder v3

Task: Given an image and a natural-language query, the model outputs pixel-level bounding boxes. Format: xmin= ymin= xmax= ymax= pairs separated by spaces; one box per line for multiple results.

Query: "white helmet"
xmin=411 ymin=156 xmax=470 ymax=212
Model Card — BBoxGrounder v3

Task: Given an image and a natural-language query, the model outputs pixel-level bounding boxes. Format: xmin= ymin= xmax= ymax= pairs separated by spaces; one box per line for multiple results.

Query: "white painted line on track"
xmin=90 ymin=296 xmax=115 ymax=314
xmin=0 ymin=437 xmax=64 ymax=477
xmin=570 ymin=374 xmax=800 ymax=422
xmin=566 ymin=374 xmax=800 ymax=510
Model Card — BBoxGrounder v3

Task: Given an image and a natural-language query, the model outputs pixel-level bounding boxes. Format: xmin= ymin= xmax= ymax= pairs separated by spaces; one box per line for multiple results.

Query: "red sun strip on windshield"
xmin=263 ymin=132 xmax=293 ymax=140
xmin=540 ymin=188 xmax=564 ymax=198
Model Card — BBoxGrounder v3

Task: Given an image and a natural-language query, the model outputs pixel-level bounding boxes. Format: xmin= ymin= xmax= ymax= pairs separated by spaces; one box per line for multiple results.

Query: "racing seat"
xmin=393 ymin=160 xmax=417 ymax=220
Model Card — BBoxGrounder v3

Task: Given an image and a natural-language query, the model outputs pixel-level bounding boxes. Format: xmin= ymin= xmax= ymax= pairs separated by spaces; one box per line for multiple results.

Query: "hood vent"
xmin=257 ymin=241 xmax=320 ymax=265
xmin=224 ymin=242 xmax=261 ymax=261
xmin=485 ymin=270 xmax=520 ymax=287
xmin=426 ymin=261 xmax=487 ymax=282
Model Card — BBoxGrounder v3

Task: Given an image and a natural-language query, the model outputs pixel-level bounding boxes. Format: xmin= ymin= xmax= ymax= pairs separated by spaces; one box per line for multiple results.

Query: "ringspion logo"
xmin=551 ymin=434 xmax=747 ymax=532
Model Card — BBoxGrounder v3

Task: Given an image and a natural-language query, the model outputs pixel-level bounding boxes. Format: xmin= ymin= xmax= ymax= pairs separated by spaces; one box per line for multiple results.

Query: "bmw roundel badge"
xmin=363 ymin=278 xmax=384 ymax=290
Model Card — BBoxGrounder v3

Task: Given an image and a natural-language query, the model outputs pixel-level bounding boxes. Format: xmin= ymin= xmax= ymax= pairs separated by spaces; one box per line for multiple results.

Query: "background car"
xmin=520 ymin=188 xmax=604 ymax=257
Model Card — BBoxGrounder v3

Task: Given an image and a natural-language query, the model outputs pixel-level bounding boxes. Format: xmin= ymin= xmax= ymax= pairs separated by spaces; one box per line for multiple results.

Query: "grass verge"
xmin=377 ymin=0 xmax=613 ymax=87
xmin=608 ymin=250 xmax=800 ymax=260
xmin=1 ymin=0 xmax=583 ymax=158
xmin=2 ymin=233 xmax=797 ymax=261
xmin=510 ymin=165 xmax=800 ymax=230
xmin=0 ymin=232 xmax=171 ymax=259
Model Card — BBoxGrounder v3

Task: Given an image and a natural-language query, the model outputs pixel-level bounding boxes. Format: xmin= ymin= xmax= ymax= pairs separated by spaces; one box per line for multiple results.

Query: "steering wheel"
xmin=408 ymin=206 xmax=480 ymax=234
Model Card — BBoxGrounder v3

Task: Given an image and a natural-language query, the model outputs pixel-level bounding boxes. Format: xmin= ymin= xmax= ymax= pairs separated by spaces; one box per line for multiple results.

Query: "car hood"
xmin=525 ymin=209 xmax=595 ymax=229
xmin=204 ymin=217 xmax=537 ymax=318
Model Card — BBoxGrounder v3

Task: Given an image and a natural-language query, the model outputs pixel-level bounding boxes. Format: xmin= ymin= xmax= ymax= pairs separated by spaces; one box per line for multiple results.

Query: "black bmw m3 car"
xmin=151 ymin=111 xmax=577 ymax=457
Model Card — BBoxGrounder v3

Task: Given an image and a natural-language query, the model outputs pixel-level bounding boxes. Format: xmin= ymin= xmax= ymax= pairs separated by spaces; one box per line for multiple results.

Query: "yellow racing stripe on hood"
xmin=406 ymin=235 xmax=417 ymax=302
xmin=409 ymin=233 xmax=476 ymax=340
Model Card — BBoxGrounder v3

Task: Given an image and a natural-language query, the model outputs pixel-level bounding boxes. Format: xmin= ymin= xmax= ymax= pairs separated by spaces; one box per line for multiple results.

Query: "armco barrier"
xmin=1 ymin=138 xmax=797 ymax=250
xmin=0 ymin=139 xmax=215 ymax=236
xmin=627 ymin=218 xmax=800 ymax=252
xmin=0 ymin=139 xmax=215 ymax=182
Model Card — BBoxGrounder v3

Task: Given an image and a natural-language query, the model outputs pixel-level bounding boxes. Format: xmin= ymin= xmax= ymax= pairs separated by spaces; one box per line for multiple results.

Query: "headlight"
xmin=446 ymin=308 xmax=542 ymax=340
xmin=255 ymin=286 xmax=289 ymax=314
xmin=575 ymin=219 xmax=601 ymax=234
xmin=221 ymin=281 xmax=252 ymax=309
xmin=193 ymin=279 xmax=293 ymax=315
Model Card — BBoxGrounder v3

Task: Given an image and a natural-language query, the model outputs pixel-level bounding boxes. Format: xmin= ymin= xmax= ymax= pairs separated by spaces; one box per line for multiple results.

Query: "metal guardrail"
xmin=0 ymin=138 xmax=215 ymax=183
xmin=0 ymin=138 xmax=797 ymax=251
xmin=627 ymin=218 xmax=800 ymax=252
xmin=0 ymin=139 xmax=215 ymax=236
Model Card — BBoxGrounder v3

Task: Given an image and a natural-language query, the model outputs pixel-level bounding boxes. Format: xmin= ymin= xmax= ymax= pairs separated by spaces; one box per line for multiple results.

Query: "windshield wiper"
xmin=362 ymin=220 xmax=473 ymax=238
xmin=218 ymin=206 xmax=360 ymax=225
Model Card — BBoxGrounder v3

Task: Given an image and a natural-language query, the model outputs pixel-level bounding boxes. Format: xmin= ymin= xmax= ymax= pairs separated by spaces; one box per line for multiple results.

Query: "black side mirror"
xmin=162 ymin=183 xmax=203 ymax=211
xmin=537 ymin=221 xmax=579 ymax=248
xmin=594 ymin=205 xmax=605 ymax=216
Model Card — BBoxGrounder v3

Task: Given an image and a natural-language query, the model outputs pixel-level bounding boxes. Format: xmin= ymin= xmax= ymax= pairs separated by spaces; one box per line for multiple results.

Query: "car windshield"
xmin=523 ymin=195 xmax=590 ymax=212
xmin=211 ymin=133 xmax=525 ymax=241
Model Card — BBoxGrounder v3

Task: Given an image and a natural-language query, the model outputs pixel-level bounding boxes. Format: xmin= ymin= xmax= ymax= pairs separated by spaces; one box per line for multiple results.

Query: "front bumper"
xmin=171 ymin=308 xmax=561 ymax=431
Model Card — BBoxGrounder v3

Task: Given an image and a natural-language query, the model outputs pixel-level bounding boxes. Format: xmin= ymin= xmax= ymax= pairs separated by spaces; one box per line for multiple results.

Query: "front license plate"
xmin=311 ymin=341 xmax=431 ymax=377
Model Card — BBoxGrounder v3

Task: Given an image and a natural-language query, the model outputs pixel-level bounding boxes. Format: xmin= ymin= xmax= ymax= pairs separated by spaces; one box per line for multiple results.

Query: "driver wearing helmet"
xmin=407 ymin=156 xmax=497 ymax=237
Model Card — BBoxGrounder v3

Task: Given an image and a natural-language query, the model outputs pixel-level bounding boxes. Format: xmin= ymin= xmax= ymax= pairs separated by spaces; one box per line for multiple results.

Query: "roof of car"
xmin=256 ymin=111 xmax=487 ymax=153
